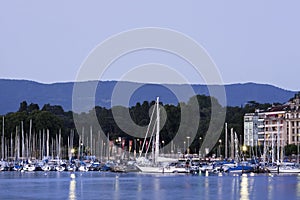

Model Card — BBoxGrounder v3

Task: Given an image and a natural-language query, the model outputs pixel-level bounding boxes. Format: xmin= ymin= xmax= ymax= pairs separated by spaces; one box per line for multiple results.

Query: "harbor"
xmin=2 ymin=1 xmax=300 ymax=199
xmin=1 ymin=96 xmax=300 ymax=175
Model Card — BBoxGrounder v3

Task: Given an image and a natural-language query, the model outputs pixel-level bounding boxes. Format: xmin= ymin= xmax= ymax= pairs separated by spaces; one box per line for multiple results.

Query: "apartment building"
xmin=244 ymin=95 xmax=300 ymax=148
xmin=286 ymin=96 xmax=300 ymax=145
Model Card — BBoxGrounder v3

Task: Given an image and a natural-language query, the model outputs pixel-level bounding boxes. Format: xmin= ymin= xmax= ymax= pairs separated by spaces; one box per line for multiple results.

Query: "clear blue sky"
xmin=1 ymin=1 xmax=300 ymax=91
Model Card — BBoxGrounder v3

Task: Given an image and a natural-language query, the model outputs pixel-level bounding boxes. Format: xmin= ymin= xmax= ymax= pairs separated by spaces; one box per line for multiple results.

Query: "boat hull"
xmin=136 ymin=165 xmax=188 ymax=173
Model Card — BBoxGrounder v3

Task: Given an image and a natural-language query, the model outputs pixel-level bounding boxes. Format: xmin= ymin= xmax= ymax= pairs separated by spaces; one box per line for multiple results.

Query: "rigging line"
xmin=145 ymin=119 xmax=157 ymax=158
xmin=139 ymin=103 xmax=157 ymax=158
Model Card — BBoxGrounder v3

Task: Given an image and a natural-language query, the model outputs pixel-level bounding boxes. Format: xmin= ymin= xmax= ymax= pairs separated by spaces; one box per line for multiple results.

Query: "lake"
xmin=0 ymin=171 xmax=299 ymax=200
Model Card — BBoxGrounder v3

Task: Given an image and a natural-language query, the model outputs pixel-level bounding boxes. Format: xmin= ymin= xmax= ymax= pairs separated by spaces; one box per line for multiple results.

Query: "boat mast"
xmin=225 ymin=122 xmax=228 ymax=159
xmin=21 ymin=121 xmax=25 ymax=159
xmin=46 ymin=129 xmax=50 ymax=158
xmin=154 ymin=97 xmax=160 ymax=165
xmin=29 ymin=119 xmax=32 ymax=159
xmin=1 ymin=116 xmax=4 ymax=160
xmin=277 ymin=120 xmax=280 ymax=165
xmin=272 ymin=126 xmax=275 ymax=163
xmin=230 ymin=128 xmax=234 ymax=160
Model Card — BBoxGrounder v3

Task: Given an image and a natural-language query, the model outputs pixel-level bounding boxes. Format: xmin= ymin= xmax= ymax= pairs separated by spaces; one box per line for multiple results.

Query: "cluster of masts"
xmin=0 ymin=116 xmax=114 ymax=162
xmin=0 ymin=117 xmax=69 ymax=161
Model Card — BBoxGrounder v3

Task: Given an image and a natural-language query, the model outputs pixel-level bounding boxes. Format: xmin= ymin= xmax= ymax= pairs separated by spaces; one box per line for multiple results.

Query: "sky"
xmin=1 ymin=1 xmax=300 ymax=91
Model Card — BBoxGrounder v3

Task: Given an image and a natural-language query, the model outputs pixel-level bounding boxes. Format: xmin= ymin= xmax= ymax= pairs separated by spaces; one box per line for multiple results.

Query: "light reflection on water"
xmin=217 ymin=175 xmax=222 ymax=197
xmin=297 ymin=175 xmax=300 ymax=197
xmin=0 ymin=172 xmax=299 ymax=200
xmin=69 ymin=179 xmax=76 ymax=200
xmin=204 ymin=176 xmax=209 ymax=199
xmin=240 ymin=175 xmax=249 ymax=200
xmin=268 ymin=175 xmax=274 ymax=200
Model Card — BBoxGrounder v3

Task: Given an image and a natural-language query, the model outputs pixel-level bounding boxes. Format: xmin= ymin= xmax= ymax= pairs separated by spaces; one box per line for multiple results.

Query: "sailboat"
xmin=135 ymin=97 xmax=188 ymax=173
xmin=225 ymin=132 xmax=254 ymax=173
xmin=266 ymin=121 xmax=300 ymax=173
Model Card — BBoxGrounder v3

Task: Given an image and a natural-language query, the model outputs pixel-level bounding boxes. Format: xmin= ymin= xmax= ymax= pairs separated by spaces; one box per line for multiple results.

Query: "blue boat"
xmin=227 ymin=165 xmax=254 ymax=173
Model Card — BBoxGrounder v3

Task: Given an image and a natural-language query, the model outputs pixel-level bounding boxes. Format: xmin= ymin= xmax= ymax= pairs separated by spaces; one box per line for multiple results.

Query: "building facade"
xmin=244 ymin=95 xmax=300 ymax=149
xmin=244 ymin=112 xmax=259 ymax=147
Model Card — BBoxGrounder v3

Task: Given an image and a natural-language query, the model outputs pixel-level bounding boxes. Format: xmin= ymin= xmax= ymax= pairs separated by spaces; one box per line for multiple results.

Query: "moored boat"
xmin=23 ymin=163 xmax=36 ymax=172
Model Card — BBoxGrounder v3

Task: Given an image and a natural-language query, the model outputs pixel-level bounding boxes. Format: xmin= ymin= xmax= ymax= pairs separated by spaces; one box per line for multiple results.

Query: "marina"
xmin=2 ymin=1 xmax=300 ymax=199
xmin=1 ymin=97 xmax=300 ymax=175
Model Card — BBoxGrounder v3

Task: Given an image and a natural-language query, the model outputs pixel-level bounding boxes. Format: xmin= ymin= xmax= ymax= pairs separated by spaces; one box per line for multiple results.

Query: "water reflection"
xmin=113 ymin=176 xmax=120 ymax=200
xmin=267 ymin=175 xmax=274 ymax=200
xmin=297 ymin=175 xmax=300 ymax=197
xmin=204 ymin=177 xmax=209 ymax=199
xmin=153 ymin=177 xmax=161 ymax=200
xmin=114 ymin=176 xmax=119 ymax=191
xmin=231 ymin=175 xmax=239 ymax=198
xmin=217 ymin=176 xmax=223 ymax=197
xmin=137 ymin=177 xmax=142 ymax=192
xmin=240 ymin=175 xmax=249 ymax=200
xmin=68 ymin=179 xmax=76 ymax=200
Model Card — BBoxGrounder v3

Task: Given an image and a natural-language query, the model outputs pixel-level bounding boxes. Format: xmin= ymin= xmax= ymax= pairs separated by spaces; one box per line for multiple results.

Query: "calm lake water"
xmin=0 ymin=171 xmax=299 ymax=200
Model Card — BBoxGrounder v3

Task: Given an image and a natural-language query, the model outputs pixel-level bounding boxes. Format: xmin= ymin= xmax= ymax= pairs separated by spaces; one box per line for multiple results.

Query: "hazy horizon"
xmin=1 ymin=78 xmax=297 ymax=92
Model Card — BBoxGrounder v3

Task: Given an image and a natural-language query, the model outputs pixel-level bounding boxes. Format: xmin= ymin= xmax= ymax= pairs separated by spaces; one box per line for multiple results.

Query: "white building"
xmin=244 ymin=95 xmax=300 ymax=147
xmin=243 ymin=95 xmax=300 ymax=162
xmin=262 ymin=110 xmax=286 ymax=148
xmin=244 ymin=112 xmax=259 ymax=147
xmin=286 ymin=96 xmax=300 ymax=145
xmin=286 ymin=111 xmax=300 ymax=145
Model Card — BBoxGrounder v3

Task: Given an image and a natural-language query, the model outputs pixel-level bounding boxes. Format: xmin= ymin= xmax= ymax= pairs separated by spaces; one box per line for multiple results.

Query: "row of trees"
xmin=0 ymin=95 xmax=277 ymax=160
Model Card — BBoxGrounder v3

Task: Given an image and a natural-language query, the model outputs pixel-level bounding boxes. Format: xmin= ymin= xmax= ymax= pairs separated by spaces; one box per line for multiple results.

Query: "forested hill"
xmin=0 ymin=79 xmax=297 ymax=114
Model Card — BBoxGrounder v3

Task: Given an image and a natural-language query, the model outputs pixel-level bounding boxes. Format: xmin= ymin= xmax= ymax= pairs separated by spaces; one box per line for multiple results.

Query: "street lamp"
xmin=242 ymin=145 xmax=247 ymax=160
xmin=218 ymin=139 xmax=222 ymax=159
xmin=80 ymin=142 xmax=83 ymax=159
xmin=183 ymin=141 xmax=186 ymax=154
xmin=103 ymin=142 xmax=106 ymax=160
xmin=199 ymin=137 xmax=202 ymax=159
xmin=137 ymin=138 xmax=141 ymax=154
xmin=162 ymin=141 xmax=165 ymax=155
xmin=70 ymin=148 xmax=75 ymax=161
xmin=186 ymin=136 xmax=190 ymax=154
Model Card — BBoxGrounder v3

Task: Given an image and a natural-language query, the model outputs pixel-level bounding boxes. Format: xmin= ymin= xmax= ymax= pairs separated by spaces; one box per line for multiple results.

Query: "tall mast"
xmin=10 ymin=133 xmax=13 ymax=159
xmin=29 ymin=119 xmax=32 ymax=159
xmin=1 ymin=116 xmax=4 ymax=160
xmin=234 ymin=132 xmax=239 ymax=162
xmin=58 ymin=129 xmax=61 ymax=159
xmin=21 ymin=121 xmax=25 ymax=159
xmin=154 ymin=97 xmax=160 ymax=164
xmin=277 ymin=120 xmax=280 ymax=165
xmin=230 ymin=128 xmax=234 ymax=160
xmin=90 ymin=126 xmax=93 ymax=156
xmin=46 ymin=129 xmax=50 ymax=158
xmin=16 ymin=126 xmax=19 ymax=160
xmin=225 ymin=122 xmax=228 ymax=159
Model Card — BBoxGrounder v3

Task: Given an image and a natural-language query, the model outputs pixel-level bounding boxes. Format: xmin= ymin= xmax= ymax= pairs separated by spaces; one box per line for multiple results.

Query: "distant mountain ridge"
xmin=0 ymin=79 xmax=297 ymax=114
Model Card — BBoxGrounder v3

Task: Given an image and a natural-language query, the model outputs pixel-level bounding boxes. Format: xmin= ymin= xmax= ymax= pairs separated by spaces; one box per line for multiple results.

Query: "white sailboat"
xmin=266 ymin=121 xmax=300 ymax=173
xmin=135 ymin=97 xmax=188 ymax=173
